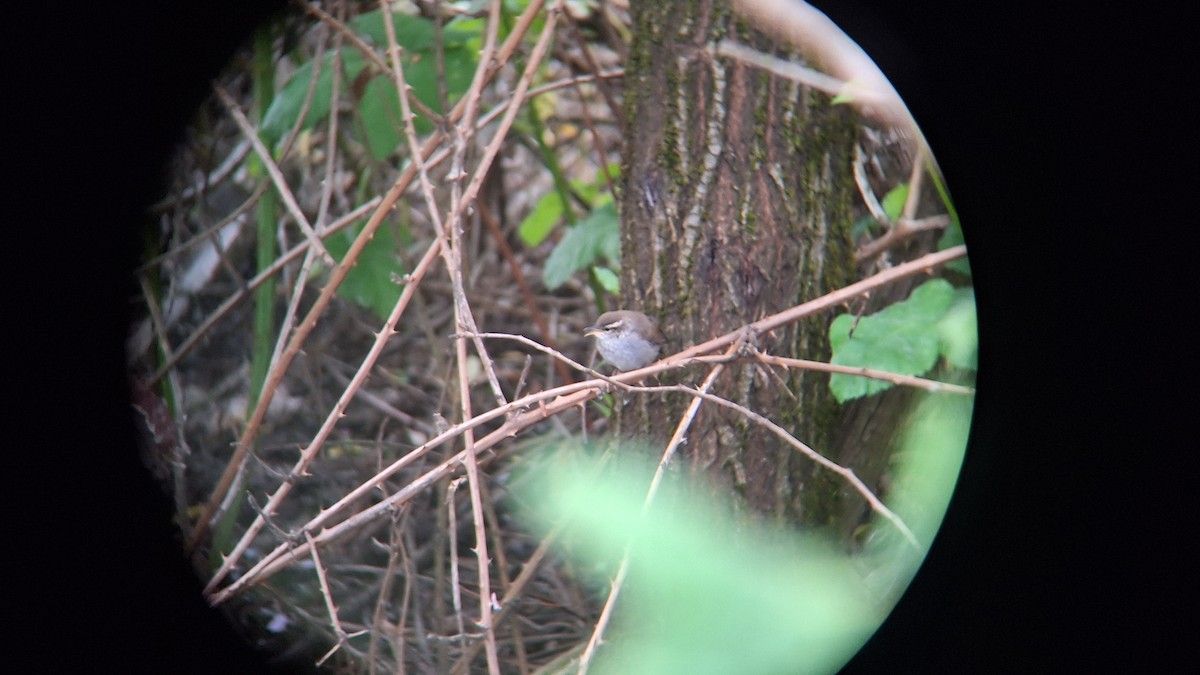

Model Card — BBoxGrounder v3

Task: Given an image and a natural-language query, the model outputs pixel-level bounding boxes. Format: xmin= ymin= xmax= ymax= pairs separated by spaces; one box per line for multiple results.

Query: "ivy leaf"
xmin=542 ymin=201 xmax=619 ymax=290
xmin=829 ymin=279 xmax=955 ymax=402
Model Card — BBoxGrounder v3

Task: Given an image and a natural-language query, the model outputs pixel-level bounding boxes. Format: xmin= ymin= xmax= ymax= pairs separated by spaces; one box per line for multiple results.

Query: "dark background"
xmin=4 ymin=0 xmax=1180 ymax=671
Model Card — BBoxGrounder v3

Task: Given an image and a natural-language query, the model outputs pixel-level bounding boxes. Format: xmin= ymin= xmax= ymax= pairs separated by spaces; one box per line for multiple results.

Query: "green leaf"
xmin=261 ymin=49 xmax=366 ymax=148
xmin=514 ymin=447 xmax=877 ymax=675
xmin=349 ymin=9 xmax=477 ymax=51
xmin=852 ymin=214 xmax=882 ymax=241
xmin=927 ymin=162 xmax=968 ymax=277
xmin=520 ymin=163 xmax=620 ymax=247
xmin=592 ymin=266 xmax=620 ymax=295
xmin=358 ymin=77 xmax=403 ymax=160
xmin=829 ymin=278 xmax=956 ymax=402
xmin=831 ymin=81 xmax=856 ymax=105
xmin=939 ymin=288 xmax=977 ymax=370
xmin=518 ymin=190 xmax=565 ymax=246
xmin=596 ymin=161 xmax=621 ymax=185
xmin=262 ymin=11 xmax=478 ymax=159
xmin=881 ymin=183 xmax=909 ymax=222
xmin=542 ymin=201 xmax=620 ymax=290
xmin=938 ymin=216 xmax=972 ymax=277
xmin=401 ymin=43 xmax=477 ymax=132
xmin=353 ymin=31 xmax=477 ymax=157
xmin=323 ymin=218 xmax=404 ymax=320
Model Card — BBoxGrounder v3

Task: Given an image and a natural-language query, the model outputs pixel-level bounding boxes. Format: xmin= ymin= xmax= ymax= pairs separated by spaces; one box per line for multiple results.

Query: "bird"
xmin=583 ymin=310 xmax=665 ymax=371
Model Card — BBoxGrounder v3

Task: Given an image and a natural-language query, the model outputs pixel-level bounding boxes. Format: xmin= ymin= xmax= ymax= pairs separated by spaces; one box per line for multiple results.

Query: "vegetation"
xmin=131 ymin=1 xmax=974 ymax=671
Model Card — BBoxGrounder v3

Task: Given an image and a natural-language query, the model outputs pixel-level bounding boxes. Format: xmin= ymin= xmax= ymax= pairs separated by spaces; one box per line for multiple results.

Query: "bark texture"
xmin=616 ymin=0 xmax=859 ymax=526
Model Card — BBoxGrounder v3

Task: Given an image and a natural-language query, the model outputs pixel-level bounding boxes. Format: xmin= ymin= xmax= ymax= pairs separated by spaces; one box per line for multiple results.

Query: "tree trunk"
xmin=616 ymin=0 xmax=860 ymax=527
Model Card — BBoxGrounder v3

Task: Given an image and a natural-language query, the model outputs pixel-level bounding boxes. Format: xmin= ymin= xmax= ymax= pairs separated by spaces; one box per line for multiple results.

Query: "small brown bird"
xmin=583 ymin=310 xmax=664 ymax=371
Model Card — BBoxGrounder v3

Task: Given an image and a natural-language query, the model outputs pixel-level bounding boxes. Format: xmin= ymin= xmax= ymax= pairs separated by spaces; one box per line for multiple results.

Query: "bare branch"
xmin=757 ymin=353 xmax=975 ymax=396
xmin=212 ymin=83 xmax=334 ymax=266
xmin=205 ymin=244 xmax=963 ymax=601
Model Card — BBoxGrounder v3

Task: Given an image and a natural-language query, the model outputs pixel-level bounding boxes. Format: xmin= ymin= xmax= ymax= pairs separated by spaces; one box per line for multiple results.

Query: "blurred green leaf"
xmin=261 ymin=11 xmax=478 ymax=158
xmin=514 ymin=447 xmax=878 ymax=675
xmin=358 ymin=77 xmax=403 ymax=160
xmin=353 ymin=28 xmax=477 ymax=157
xmin=855 ymin=390 xmax=971 ymax=605
xmin=851 ymin=214 xmax=882 ymax=241
xmin=349 ymin=8 xmax=476 ymax=51
xmin=401 ymin=42 xmax=477 ymax=131
xmin=939 ymin=288 xmax=978 ymax=370
xmin=573 ymin=172 xmax=602 ymax=204
xmin=596 ymin=161 xmax=621 ymax=185
xmin=891 ymin=393 xmax=972 ymax=546
xmin=592 ymin=266 xmax=620 ymax=295
xmin=829 ymin=278 xmax=955 ymax=402
xmin=261 ymin=49 xmax=366 ymax=148
xmin=519 ymin=164 xmax=617 ymax=247
xmin=542 ymin=201 xmax=620 ymax=290
xmin=881 ymin=183 xmax=909 ymax=222
xmin=518 ymin=190 xmax=565 ymax=246
xmin=938 ymin=216 xmax=972 ymax=277
xmin=927 ymin=161 xmax=968 ymax=277
xmin=323 ymin=218 xmax=404 ymax=319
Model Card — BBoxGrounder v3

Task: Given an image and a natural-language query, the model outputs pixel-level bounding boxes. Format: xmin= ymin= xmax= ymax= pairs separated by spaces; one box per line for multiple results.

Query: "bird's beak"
xmin=583 ymin=326 xmax=602 ymax=337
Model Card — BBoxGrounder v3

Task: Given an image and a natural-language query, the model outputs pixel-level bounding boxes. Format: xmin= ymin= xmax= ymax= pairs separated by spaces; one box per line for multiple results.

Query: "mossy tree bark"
xmin=616 ymin=0 xmax=860 ymax=527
